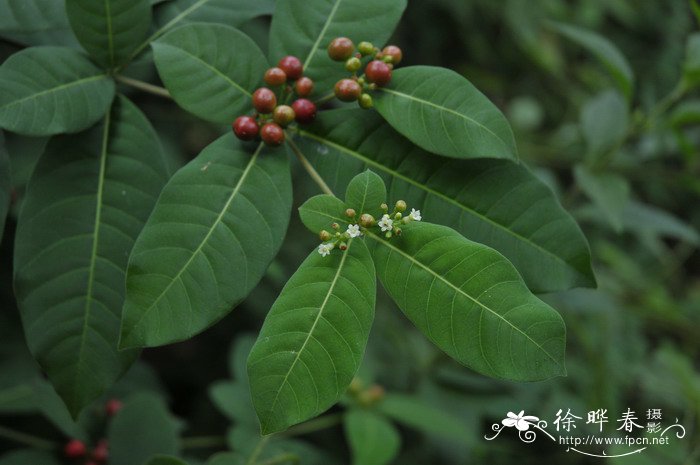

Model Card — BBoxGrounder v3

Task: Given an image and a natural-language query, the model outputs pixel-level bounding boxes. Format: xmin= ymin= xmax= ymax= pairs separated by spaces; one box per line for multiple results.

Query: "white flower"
xmin=502 ymin=411 xmax=540 ymax=432
xmin=317 ymin=242 xmax=334 ymax=257
xmin=378 ymin=214 xmax=393 ymax=232
xmin=409 ymin=208 xmax=422 ymax=221
xmin=346 ymin=224 xmax=361 ymax=238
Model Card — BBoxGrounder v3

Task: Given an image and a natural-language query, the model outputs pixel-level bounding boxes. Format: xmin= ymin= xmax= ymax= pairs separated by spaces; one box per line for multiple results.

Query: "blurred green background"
xmin=1 ymin=0 xmax=699 ymax=464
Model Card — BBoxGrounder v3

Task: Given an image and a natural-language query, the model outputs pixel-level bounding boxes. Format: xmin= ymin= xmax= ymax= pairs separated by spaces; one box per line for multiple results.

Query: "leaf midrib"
xmin=302 ymin=0 xmax=343 ymax=69
xmin=71 ymin=107 xmax=112 ymax=408
xmin=0 ymin=74 xmax=108 ymax=111
xmin=378 ymin=86 xmax=508 ymax=151
xmin=121 ymin=142 xmax=264 ymax=345
xmin=366 ymin=232 xmax=562 ymax=368
xmin=262 ymin=238 xmax=353 ymax=431
xmin=297 ymin=130 xmax=576 ymax=273
xmin=104 ymin=0 xmax=115 ymax=66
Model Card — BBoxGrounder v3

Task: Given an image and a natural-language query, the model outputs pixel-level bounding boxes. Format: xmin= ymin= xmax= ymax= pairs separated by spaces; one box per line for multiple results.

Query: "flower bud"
xmin=395 ymin=227 xmax=402 ymax=236
xmin=380 ymin=203 xmax=388 ymax=211
xmin=319 ymin=230 xmax=331 ymax=241
xmin=385 ymin=231 xmax=392 ymax=239
xmin=395 ymin=200 xmax=407 ymax=212
xmin=394 ymin=212 xmax=402 ymax=220
xmin=359 ymin=213 xmax=375 ymax=227
xmin=345 ymin=208 xmax=356 ymax=218
xmin=331 ymin=222 xmax=340 ymax=230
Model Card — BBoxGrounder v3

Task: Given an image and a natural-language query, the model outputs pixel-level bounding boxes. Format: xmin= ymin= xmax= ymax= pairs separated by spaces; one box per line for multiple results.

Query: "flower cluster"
xmin=327 ymin=37 xmax=402 ymax=109
xmin=317 ymin=201 xmax=422 ymax=257
xmin=232 ymin=56 xmax=317 ymax=147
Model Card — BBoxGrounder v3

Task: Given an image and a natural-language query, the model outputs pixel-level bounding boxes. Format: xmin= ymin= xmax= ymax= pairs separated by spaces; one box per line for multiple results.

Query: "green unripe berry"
xmin=380 ymin=203 xmax=388 ymax=211
xmin=339 ymin=242 xmax=348 ymax=251
xmin=382 ymin=55 xmax=393 ymax=64
xmin=359 ymin=93 xmax=373 ymax=109
xmin=394 ymin=212 xmax=402 ymax=220
xmin=358 ymin=41 xmax=374 ymax=56
xmin=319 ymin=230 xmax=331 ymax=241
xmin=331 ymin=222 xmax=340 ymax=230
xmin=385 ymin=231 xmax=392 ymax=238
xmin=345 ymin=57 xmax=361 ymax=72
xmin=395 ymin=200 xmax=407 ymax=212
xmin=272 ymin=105 xmax=295 ymax=126
xmin=345 ymin=208 xmax=356 ymax=218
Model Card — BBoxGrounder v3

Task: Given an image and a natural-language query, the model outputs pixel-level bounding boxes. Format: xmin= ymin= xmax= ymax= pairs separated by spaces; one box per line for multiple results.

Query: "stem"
xmin=279 ymin=412 xmax=343 ymax=437
xmin=257 ymin=453 xmax=300 ymax=465
xmin=314 ymin=92 xmax=336 ymax=106
xmin=181 ymin=435 xmax=227 ymax=449
xmin=285 ymin=136 xmax=335 ymax=195
xmin=115 ymin=75 xmax=172 ymax=99
xmin=0 ymin=425 xmax=58 ymax=450
xmin=645 ymin=79 xmax=687 ymax=128
xmin=246 ymin=436 xmax=270 ymax=465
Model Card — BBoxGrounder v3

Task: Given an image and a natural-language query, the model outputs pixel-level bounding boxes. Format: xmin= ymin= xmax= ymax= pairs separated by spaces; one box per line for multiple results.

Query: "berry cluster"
xmin=328 ymin=37 xmax=402 ymax=109
xmin=63 ymin=398 xmax=123 ymax=465
xmin=232 ymin=56 xmax=318 ymax=146
xmin=317 ymin=200 xmax=421 ymax=257
xmin=232 ymin=56 xmax=316 ymax=147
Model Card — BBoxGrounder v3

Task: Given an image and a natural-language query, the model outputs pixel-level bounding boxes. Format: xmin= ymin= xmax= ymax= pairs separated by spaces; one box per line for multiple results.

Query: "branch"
xmin=115 ymin=75 xmax=172 ymax=99
xmin=285 ymin=136 xmax=335 ymax=196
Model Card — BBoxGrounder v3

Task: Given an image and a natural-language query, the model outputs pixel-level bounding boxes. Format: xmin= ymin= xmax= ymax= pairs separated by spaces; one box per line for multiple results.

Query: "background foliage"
xmin=1 ymin=0 xmax=699 ymax=464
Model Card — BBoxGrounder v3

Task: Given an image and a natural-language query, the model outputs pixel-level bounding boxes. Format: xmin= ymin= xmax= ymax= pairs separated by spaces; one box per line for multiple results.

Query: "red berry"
xmin=365 ymin=60 xmax=392 ymax=86
xmin=252 ymin=87 xmax=277 ymax=114
xmin=292 ymin=99 xmax=317 ymax=124
xmin=232 ymin=116 xmax=259 ymax=141
xmin=277 ymin=56 xmax=303 ymax=80
xmin=334 ymin=79 xmax=362 ymax=102
xmin=260 ymin=122 xmax=285 ymax=146
xmin=273 ymin=105 xmax=295 ymax=126
xmin=328 ymin=37 xmax=355 ymax=61
xmin=64 ymin=439 xmax=86 ymax=458
xmin=382 ymin=45 xmax=402 ymax=65
xmin=295 ymin=77 xmax=314 ymax=97
xmin=90 ymin=439 xmax=109 ymax=463
xmin=264 ymin=67 xmax=287 ymax=86
xmin=105 ymin=398 xmax=123 ymax=416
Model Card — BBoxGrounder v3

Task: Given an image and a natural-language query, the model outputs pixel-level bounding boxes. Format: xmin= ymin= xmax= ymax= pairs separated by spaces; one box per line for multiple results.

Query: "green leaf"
xmin=0 ymin=0 xmax=79 ymax=47
xmin=155 ymin=0 xmax=274 ymax=30
xmin=209 ymin=381 xmax=257 ymax=426
xmin=145 ymin=456 xmax=189 ymax=465
xmin=620 ymin=201 xmax=700 ymax=245
xmin=345 ymin=170 xmax=386 ymax=218
xmin=344 ymin=410 xmax=400 ymax=465
xmin=205 ymin=453 xmax=246 ymax=465
xmin=66 ymin=0 xmax=152 ymax=69
xmin=573 ymin=165 xmax=630 ymax=233
xmin=368 ymin=222 xmax=567 ymax=381
xmin=248 ymin=239 xmax=376 ymax=434
xmin=152 ymin=23 xmax=268 ymax=124
xmin=0 ymin=132 xmax=10 ymax=243
xmin=269 ymin=0 xmax=407 ymax=92
xmin=374 ymin=66 xmax=517 ymax=160
xmin=295 ymin=108 xmax=595 ymax=292
xmin=580 ymin=90 xmax=628 ymax=156
xmin=14 ymin=95 xmax=169 ymax=416
xmin=120 ymin=136 xmax=292 ymax=348
xmin=550 ymin=21 xmax=634 ymax=99
xmin=108 ymin=393 xmax=181 ymax=465
xmin=298 ymin=194 xmax=348 ymax=233
xmin=376 ymin=394 xmax=470 ymax=441
xmin=683 ymin=33 xmax=700 ymax=88
xmin=670 ymin=99 xmax=700 ymax=126
xmin=0 ymin=46 xmax=115 ymax=136
xmin=0 ymin=449 xmax=60 ymax=465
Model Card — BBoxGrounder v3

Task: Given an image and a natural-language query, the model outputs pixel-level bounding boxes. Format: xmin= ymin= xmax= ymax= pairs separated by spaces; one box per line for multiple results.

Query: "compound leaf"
xmin=248 ymin=239 xmax=376 ymax=434
xmin=0 ymin=47 xmax=114 ymax=136
xmin=14 ymin=95 xmax=169 ymax=416
xmin=368 ymin=222 xmax=567 ymax=381
xmin=374 ymin=66 xmax=518 ymax=160
xmin=120 ymin=136 xmax=292 ymax=348
xmin=152 ymin=23 xmax=268 ymax=124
